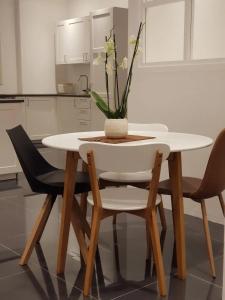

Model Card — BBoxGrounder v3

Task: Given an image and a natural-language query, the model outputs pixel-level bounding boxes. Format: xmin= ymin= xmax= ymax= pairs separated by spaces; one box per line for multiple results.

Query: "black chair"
xmin=7 ymin=125 xmax=90 ymax=266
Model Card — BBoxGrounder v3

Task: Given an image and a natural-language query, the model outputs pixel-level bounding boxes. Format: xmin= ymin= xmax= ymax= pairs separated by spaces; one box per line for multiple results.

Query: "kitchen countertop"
xmin=0 ymin=94 xmax=91 ymax=98
xmin=0 ymin=99 xmax=25 ymax=103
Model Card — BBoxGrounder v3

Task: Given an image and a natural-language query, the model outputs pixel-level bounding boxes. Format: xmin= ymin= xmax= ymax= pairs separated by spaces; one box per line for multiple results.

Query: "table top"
xmin=42 ymin=131 xmax=213 ymax=153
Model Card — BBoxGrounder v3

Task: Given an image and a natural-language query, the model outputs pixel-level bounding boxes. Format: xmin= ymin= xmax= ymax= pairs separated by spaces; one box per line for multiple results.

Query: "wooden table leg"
xmin=56 ymin=151 xmax=79 ymax=274
xmin=168 ymin=152 xmax=187 ymax=279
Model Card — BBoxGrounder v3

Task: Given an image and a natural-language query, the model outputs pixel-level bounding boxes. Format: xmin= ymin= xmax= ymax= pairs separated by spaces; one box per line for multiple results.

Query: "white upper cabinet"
xmin=65 ymin=17 xmax=90 ymax=63
xmin=91 ymin=8 xmax=113 ymax=51
xmin=55 ymin=22 xmax=66 ymax=65
xmin=55 ymin=16 xmax=90 ymax=65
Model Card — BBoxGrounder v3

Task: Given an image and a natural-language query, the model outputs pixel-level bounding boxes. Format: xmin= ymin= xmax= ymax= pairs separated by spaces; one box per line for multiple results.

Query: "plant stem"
xmin=120 ymin=22 xmax=143 ymax=116
xmin=113 ymin=33 xmax=120 ymax=110
xmin=105 ymin=36 xmax=110 ymax=117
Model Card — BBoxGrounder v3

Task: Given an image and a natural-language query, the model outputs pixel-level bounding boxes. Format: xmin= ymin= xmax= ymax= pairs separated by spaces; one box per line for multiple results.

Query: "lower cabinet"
xmin=57 ymin=97 xmax=77 ymax=133
xmin=57 ymin=97 xmax=91 ymax=133
xmin=25 ymin=97 xmax=58 ymax=140
xmin=0 ymin=96 xmax=94 ymax=176
xmin=0 ymin=102 xmax=25 ymax=175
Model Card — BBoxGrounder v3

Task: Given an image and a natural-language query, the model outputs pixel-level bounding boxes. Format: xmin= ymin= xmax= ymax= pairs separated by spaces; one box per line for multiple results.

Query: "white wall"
xmin=18 ymin=0 xmax=67 ymax=93
xmin=0 ymin=0 xmax=18 ymax=93
xmin=128 ymin=0 xmax=225 ymax=224
xmin=66 ymin=0 xmax=128 ymax=18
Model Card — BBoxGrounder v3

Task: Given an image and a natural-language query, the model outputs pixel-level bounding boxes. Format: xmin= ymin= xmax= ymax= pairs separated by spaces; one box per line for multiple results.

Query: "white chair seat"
xmin=99 ymin=171 xmax=151 ymax=183
xmin=87 ymin=187 xmax=161 ymax=211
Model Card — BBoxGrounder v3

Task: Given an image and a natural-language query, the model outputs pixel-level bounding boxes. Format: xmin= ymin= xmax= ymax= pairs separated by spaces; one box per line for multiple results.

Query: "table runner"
xmin=79 ymin=135 xmax=155 ymax=144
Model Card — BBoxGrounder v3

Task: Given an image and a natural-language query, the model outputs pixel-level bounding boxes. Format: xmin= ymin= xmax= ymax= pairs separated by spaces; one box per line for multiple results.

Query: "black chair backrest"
xmin=6 ymin=125 xmax=56 ymax=190
xmin=192 ymin=128 xmax=225 ymax=200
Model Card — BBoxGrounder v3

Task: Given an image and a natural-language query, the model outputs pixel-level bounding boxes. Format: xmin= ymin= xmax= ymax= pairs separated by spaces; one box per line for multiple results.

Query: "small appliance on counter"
xmin=57 ymin=83 xmax=75 ymax=94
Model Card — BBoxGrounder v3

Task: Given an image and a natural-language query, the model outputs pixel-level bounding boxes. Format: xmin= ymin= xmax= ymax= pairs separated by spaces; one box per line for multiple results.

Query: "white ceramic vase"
xmin=104 ymin=118 xmax=128 ymax=138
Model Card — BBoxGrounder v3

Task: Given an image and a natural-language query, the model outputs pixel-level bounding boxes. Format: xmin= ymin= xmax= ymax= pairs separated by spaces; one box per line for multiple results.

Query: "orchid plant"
xmin=90 ymin=22 xmax=144 ymax=119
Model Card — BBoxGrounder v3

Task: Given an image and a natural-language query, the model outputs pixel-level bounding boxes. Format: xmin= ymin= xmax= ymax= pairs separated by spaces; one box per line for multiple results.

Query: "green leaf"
xmin=90 ymin=91 xmax=114 ymax=118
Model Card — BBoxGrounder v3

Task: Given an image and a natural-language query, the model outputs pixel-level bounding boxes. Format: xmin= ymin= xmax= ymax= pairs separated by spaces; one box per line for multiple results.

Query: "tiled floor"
xmin=0 ymin=177 xmax=223 ymax=300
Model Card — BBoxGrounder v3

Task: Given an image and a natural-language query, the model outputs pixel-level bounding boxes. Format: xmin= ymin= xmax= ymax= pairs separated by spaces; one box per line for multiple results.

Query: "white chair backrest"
xmin=79 ymin=143 xmax=170 ymax=173
xmin=128 ymin=123 xmax=168 ymax=132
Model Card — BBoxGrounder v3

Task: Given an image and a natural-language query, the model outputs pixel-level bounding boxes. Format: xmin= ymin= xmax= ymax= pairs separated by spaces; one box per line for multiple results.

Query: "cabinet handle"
xmin=26 ymin=99 xmax=29 ymax=107
xmin=73 ymin=99 xmax=77 ymax=108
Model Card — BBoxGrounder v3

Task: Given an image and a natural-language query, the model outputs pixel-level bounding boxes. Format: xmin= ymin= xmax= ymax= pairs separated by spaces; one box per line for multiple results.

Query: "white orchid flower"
xmin=137 ymin=46 xmax=142 ymax=54
xmin=104 ymin=38 xmax=115 ymax=56
xmin=106 ymin=62 xmax=114 ymax=75
xmin=93 ymin=53 xmax=104 ymax=66
xmin=129 ymin=35 xmax=137 ymax=46
xmin=120 ymin=57 xmax=128 ymax=70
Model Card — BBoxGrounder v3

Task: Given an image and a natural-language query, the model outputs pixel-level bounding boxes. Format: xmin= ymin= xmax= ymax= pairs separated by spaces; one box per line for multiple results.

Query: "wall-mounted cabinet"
xmin=91 ymin=8 xmax=113 ymax=52
xmin=55 ymin=22 xmax=66 ymax=65
xmin=55 ymin=16 xmax=90 ymax=65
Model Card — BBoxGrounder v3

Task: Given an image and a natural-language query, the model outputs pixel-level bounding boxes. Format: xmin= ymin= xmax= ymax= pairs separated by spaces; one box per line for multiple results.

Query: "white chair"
xmin=79 ymin=142 xmax=170 ymax=297
xmin=128 ymin=123 xmax=168 ymax=132
xmin=99 ymin=123 xmax=169 ymax=230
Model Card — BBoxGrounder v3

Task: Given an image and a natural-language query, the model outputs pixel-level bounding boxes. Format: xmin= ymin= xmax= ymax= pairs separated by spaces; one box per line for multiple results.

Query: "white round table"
xmin=43 ymin=130 xmax=213 ymax=153
xmin=43 ymin=131 xmax=213 ymax=277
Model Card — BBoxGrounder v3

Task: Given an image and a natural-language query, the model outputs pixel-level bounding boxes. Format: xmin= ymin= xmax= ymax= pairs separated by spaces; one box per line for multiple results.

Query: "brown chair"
xmin=158 ymin=129 xmax=225 ymax=278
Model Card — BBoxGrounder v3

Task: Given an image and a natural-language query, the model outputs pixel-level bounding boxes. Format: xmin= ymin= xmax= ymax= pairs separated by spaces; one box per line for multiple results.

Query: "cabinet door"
xmin=56 ymin=23 xmax=66 ymax=64
xmin=0 ymin=103 xmax=25 ymax=175
xmin=57 ymin=97 xmax=92 ymax=133
xmin=76 ymin=120 xmax=91 ymax=132
xmin=25 ymin=97 xmax=58 ymax=140
xmin=57 ymin=98 xmax=77 ymax=133
xmin=91 ymin=8 xmax=113 ymax=51
xmin=65 ymin=17 xmax=90 ymax=64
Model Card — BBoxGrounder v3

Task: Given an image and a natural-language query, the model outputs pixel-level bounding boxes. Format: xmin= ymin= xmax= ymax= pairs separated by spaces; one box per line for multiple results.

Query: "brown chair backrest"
xmin=191 ymin=129 xmax=225 ymax=200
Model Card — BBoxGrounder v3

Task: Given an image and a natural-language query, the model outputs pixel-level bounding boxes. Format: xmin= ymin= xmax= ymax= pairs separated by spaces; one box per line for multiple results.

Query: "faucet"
xmin=78 ymin=75 xmax=89 ymax=94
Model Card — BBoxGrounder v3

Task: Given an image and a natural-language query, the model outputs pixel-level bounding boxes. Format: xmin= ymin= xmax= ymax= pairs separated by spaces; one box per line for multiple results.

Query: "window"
xmin=192 ymin=0 xmax=225 ymax=60
xmin=142 ymin=0 xmax=225 ymax=65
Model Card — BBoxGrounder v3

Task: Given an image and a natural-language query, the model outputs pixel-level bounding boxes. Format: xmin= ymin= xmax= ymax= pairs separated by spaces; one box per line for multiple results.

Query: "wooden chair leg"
xmin=113 ymin=214 xmax=117 ymax=225
xmin=20 ymin=194 xmax=54 ymax=266
xmin=157 ymin=198 xmax=167 ymax=231
xmin=36 ymin=195 xmax=56 ymax=243
xmin=145 ymin=220 xmax=151 ymax=260
xmin=83 ymin=208 xmax=101 ymax=296
xmin=218 ymin=194 xmax=225 ymax=217
xmin=201 ymin=200 xmax=216 ymax=278
xmin=80 ymin=192 xmax=88 ymax=218
xmin=148 ymin=209 xmax=167 ymax=297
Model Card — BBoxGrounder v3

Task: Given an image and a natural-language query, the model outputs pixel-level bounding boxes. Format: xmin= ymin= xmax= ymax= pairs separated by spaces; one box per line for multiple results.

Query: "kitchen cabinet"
xmin=57 ymin=97 xmax=77 ymax=133
xmin=0 ymin=102 xmax=25 ymax=175
xmin=55 ymin=16 xmax=90 ymax=65
xmin=57 ymin=97 xmax=91 ymax=133
xmin=55 ymin=22 xmax=66 ymax=65
xmin=65 ymin=17 xmax=90 ymax=64
xmin=91 ymin=8 xmax=113 ymax=51
xmin=25 ymin=97 xmax=58 ymax=140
